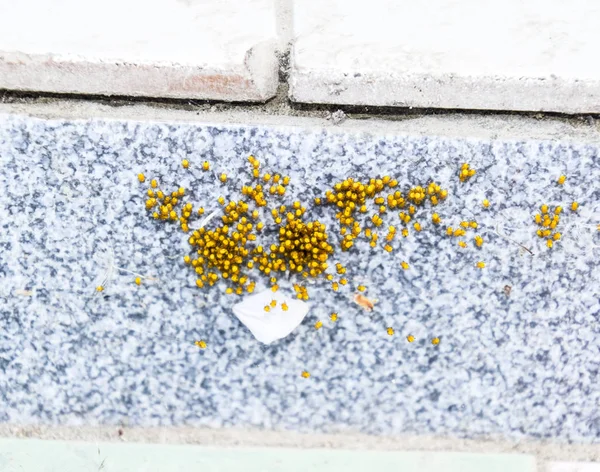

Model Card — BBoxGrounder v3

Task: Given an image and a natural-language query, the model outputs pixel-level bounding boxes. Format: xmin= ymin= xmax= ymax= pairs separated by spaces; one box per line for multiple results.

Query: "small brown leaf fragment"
xmin=353 ymin=293 xmax=377 ymax=311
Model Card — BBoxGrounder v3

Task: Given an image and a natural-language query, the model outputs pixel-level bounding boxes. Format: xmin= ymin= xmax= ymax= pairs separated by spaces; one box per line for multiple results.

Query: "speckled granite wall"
xmin=0 ymin=112 xmax=599 ymax=443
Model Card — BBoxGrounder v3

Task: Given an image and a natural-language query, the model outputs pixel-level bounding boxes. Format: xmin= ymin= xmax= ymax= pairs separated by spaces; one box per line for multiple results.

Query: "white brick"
xmin=290 ymin=0 xmax=600 ymax=113
xmin=0 ymin=0 xmax=279 ymax=101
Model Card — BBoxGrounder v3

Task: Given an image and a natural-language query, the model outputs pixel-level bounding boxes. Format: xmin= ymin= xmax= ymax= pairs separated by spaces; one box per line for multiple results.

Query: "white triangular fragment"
xmin=232 ymin=289 xmax=309 ymax=344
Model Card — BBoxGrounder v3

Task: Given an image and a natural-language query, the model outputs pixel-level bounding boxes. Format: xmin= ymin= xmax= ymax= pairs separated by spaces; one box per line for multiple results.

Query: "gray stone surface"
xmin=0 ymin=112 xmax=599 ymax=443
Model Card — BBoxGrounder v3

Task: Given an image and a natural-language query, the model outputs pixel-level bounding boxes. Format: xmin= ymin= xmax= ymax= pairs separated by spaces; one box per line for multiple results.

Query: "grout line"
xmin=274 ymin=0 xmax=294 ymax=54
xmin=1 ymin=98 xmax=600 ymax=146
xmin=2 ymin=87 xmax=600 ymax=125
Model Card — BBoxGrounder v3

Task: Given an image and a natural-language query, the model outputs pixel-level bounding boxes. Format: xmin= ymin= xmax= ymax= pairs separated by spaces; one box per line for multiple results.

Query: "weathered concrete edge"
xmin=288 ymin=66 xmax=600 ymax=115
xmin=0 ymin=43 xmax=279 ymax=102
xmin=1 ymin=100 xmax=600 ymax=145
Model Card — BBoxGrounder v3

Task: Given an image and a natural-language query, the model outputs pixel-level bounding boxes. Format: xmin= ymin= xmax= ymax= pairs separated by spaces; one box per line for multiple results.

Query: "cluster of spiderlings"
xmin=324 ymin=177 xmax=395 ymax=250
xmin=241 ymin=183 xmax=268 ymax=207
xmin=407 ymin=182 xmax=448 ymax=207
xmin=370 ymin=213 xmax=384 ymax=228
xmin=446 ymin=219 xmax=483 ymax=248
xmin=339 ymin=220 xmax=362 ymax=250
xmin=248 ymin=155 xmax=260 ymax=176
xmin=320 ymin=262 xmax=348 ymax=291
xmin=246 ymin=155 xmax=291 ymax=201
xmin=400 ymin=182 xmax=447 ymax=228
xmin=238 ymin=207 xmax=334 ymax=299
xmin=265 ymin=173 xmax=287 ymax=196
xmin=273 ymin=212 xmax=334 ymax=278
xmin=270 ymin=277 xmax=279 ymax=292
xmin=425 ymin=182 xmax=448 ymax=205
xmin=138 ymin=167 xmax=316 ymax=306
xmin=324 ymin=178 xmax=449 ymax=254
xmin=407 ymin=186 xmax=427 ymax=205
xmin=385 ymin=190 xmax=405 ymax=210
xmin=534 ymin=204 xmax=562 ymax=248
xmin=242 ymin=182 xmax=290 ymax=208
xmin=220 ymin=200 xmax=251 ymax=225
xmin=263 ymin=299 xmax=278 ymax=312
xmin=186 ymin=213 xmax=257 ymax=293
xmin=241 ymin=156 xmax=268 ymax=206
xmin=144 ymin=179 xmax=197 ymax=232
xmin=141 ymin=160 xmax=460 ymax=305
xmin=293 ymin=283 xmax=309 ymax=300
xmin=334 ymin=262 xmax=346 ymax=276
xmin=459 ymin=163 xmax=476 ymax=182
xmin=385 ymin=226 xmax=397 ymax=242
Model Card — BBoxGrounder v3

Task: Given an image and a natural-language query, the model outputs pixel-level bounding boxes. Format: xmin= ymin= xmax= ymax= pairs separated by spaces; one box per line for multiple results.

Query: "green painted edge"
xmin=0 ymin=438 xmax=536 ymax=472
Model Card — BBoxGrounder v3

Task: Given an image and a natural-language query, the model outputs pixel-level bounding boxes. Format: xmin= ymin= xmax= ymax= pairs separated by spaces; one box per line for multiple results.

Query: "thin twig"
xmin=114 ymin=267 xmax=158 ymax=281
xmin=495 ymin=223 xmax=534 ymax=256
xmin=198 ymin=209 xmax=219 ymax=229
xmin=166 ymin=209 xmax=220 ymax=259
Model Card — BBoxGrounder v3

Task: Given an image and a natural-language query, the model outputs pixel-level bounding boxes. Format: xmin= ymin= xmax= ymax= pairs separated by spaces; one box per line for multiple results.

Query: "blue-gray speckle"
xmin=0 ymin=113 xmax=599 ymax=443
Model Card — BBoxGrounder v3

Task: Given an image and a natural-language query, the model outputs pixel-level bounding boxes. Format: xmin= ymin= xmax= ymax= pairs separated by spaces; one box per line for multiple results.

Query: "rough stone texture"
xmin=0 ymin=0 xmax=279 ymax=101
xmin=0 ymin=111 xmax=600 ymax=444
xmin=290 ymin=0 xmax=600 ymax=113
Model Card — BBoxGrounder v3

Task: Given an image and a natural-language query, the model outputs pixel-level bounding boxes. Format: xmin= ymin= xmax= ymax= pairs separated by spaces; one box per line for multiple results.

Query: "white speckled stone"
xmin=0 ymin=112 xmax=599 ymax=443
